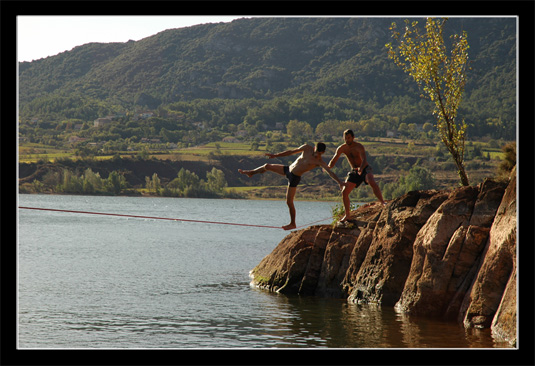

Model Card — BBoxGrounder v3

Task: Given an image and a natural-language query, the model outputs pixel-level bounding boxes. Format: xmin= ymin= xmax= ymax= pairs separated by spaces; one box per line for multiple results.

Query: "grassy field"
xmin=18 ymin=141 xmax=267 ymax=163
xmin=184 ymin=141 xmax=268 ymax=155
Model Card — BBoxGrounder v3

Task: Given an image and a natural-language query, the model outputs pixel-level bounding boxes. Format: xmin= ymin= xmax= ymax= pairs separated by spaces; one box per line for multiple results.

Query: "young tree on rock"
xmin=386 ymin=17 xmax=470 ymax=186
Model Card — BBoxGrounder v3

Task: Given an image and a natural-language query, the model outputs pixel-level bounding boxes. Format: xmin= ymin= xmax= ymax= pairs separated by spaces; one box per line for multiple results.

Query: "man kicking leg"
xmin=239 ymin=142 xmax=344 ymax=230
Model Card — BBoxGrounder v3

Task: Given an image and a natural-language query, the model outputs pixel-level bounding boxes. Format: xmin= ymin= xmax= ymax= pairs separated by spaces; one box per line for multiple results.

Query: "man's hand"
xmin=339 ymin=182 xmax=346 ymax=191
xmin=265 ymin=153 xmax=276 ymax=159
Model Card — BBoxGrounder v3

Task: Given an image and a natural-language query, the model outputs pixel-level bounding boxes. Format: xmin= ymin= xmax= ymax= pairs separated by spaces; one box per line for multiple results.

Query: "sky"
xmin=17 ymin=16 xmax=245 ymax=62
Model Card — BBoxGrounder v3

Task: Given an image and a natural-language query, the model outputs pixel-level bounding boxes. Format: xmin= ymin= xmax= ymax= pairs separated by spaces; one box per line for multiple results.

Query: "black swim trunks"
xmin=346 ymin=166 xmax=370 ymax=187
xmin=283 ymin=166 xmax=301 ymax=187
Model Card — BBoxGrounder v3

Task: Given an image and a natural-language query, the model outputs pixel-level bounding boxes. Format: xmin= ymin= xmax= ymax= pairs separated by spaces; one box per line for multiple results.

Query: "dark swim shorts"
xmin=346 ymin=165 xmax=370 ymax=187
xmin=283 ymin=166 xmax=301 ymax=187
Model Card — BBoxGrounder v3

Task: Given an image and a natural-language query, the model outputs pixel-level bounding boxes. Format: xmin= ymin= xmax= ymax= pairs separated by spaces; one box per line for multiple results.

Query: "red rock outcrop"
xmin=250 ymin=169 xmax=516 ymax=346
xmin=460 ymin=167 xmax=517 ymax=338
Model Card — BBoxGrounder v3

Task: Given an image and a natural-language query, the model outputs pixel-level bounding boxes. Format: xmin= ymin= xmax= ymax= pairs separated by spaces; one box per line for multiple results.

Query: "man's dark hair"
xmin=344 ymin=129 xmax=354 ymax=137
xmin=316 ymin=142 xmax=326 ymax=153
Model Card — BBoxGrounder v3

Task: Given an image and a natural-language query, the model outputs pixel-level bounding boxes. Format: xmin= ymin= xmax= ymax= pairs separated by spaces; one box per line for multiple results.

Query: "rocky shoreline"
xmin=250 ymin=167 xmax=517 ymax=346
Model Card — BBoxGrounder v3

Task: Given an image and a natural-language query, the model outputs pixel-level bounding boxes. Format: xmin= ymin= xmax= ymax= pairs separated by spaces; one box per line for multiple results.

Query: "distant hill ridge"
xmin=19 ymin=17 xmax=516 ymax=139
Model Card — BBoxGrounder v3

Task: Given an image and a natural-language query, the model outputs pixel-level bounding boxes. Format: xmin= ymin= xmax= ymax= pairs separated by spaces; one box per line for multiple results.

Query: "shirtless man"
xmin=328 ymin=129 xmax=385 ymax=223
xmin=239 ymin=142 xmax=344 ymax=230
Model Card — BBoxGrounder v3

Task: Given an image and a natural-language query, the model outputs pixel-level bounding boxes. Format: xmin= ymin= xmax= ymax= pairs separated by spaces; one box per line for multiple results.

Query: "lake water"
xmin=17 ymin=194 xmax=506 ymax=349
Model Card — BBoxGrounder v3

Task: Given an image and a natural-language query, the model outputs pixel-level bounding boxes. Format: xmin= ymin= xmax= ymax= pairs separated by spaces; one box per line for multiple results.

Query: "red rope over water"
xmin=19 ymin=206 xmax=332 ymax=230
xmin=294 ymin=217 xmax=333 ymax=229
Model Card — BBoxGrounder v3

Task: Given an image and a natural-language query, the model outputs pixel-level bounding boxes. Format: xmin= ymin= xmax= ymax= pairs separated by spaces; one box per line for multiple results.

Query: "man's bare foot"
xmin=238 ymin=169 xmax=254 ymax=178
xmin=282 ymin=223 xmax=296 ymax=231
xmin=339 ymin=215 xmax=351 ymax=223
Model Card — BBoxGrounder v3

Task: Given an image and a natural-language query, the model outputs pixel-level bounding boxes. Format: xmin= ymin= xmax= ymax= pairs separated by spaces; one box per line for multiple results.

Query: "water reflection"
xmin=252 ymin=290 xmax=505 ymax=348
xmin=393 ymin=311 xmax=510 ymax=348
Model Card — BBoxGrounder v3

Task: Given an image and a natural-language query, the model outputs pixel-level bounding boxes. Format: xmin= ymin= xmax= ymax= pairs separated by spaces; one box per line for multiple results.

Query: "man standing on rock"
xmin=239 ymin=143 xmax=344 ymax=230
xmin=328 ymin=129 xmax=386 ymax=224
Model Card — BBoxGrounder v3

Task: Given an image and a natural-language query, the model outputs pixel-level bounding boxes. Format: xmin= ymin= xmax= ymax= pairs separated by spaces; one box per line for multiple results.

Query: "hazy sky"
xmin=17 ymin=16 xmax=244 ymax=62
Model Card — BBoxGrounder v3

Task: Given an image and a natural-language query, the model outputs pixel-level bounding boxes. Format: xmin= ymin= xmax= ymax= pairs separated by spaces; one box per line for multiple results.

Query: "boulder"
xmin=348 ymin=190 xmax=449 ymax=306
xmin=460 ymin=168 xmax=516 ymax=345
xmin=394 ymin=180 xmax=507 ymax=317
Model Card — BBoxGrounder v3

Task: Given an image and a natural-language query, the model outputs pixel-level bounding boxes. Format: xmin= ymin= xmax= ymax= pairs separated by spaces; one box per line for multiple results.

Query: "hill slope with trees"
xmin=19 ymin=17 xmax=516 ymax=140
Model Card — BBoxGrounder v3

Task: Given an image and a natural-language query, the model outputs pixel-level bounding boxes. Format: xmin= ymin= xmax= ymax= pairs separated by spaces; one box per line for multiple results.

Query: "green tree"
xmin=382 ymin=165 xmax=436 ymax=199
xmin=145 ymin=173 xmax=161 ymax=195
xmin=386 ymin=18 xmax=470 ymax=186
xmin=422 ymin=122 xmax=434 ymax=132
xmin=60 ymin=169 xmax=83 ymax=193
xmin=286 ymin=120 xmax=313 ymax=143
xmin=82 ymin=168 xmax=102 ymax=193
xmin=107 ymin=171 xmax=127 ymax=195
xmin=401 ymin=165 xmax=436 ymax=192
xmin=206 ymin=167 xmax=228 ymax=194
xmin=168 ymin=168 xmax=201 ymax=193
xmin=498 ymin=141 xmax=516 ymax=176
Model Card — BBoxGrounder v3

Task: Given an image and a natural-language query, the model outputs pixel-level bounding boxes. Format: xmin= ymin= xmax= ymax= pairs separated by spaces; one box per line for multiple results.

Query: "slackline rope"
xmin=18 ymin=206 xmax=332 ymax=230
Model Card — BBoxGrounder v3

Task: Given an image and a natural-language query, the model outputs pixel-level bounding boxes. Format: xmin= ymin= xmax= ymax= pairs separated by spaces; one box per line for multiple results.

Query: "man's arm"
xmin=357 ymin=145 xmax=368 ymax=173
xmin=266 ymin=144 xmax=309 ymax=159
xmin=328 ymin=145 xmax=344 ymax=169
xmin=319 ymin=159 xmax=344 ymax=188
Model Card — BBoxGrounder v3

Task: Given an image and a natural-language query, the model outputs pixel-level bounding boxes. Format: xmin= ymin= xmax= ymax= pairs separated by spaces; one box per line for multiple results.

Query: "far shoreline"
xmin=16 ymin=190 xmax=356 ymax=204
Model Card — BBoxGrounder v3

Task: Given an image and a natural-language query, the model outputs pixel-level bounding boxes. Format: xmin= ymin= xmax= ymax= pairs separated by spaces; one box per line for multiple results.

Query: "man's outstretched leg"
xmin=239 ymin=164 xmax=285 ymax=178
xmin=282 ymin=186 xmax=297 ymax=230
xmin=365 ymin=173 xmax=386 ymax=205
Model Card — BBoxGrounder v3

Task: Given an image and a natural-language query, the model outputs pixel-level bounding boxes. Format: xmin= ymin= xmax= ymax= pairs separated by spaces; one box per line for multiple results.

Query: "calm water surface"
xmin=18 ymin=194 xmax=507 ymax=349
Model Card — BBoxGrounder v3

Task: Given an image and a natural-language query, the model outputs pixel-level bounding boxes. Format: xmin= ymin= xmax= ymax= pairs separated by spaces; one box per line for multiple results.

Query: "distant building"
xmin=222 ymin=136 xmax=240 ymax=143
xmin=140 ymin=112 xmax=154 ymax=119
xmin=386 ymin=130 xmax=400 ymax=138
xmin=132 ymin=111 xmax=154 ymax=121
xmin=69 ymin=136 xmax=87 ymax=144
xmin=141 ymin=138 xmax=161 ymax=144
xmin=94 ymin=118 xmax=112 ymax=127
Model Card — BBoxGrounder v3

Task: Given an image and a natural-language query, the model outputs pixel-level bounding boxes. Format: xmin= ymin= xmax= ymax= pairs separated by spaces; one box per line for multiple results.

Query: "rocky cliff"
xmin=250 ymin=168 xmax=517 ymax=346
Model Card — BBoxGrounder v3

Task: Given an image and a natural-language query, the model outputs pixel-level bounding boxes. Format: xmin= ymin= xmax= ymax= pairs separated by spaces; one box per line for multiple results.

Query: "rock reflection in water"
xmin=261 ymin=293 xmax=505 ymax=348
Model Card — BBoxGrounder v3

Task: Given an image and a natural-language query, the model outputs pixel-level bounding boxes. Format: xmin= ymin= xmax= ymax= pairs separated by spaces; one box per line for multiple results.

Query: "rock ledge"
xmin=250 ymin=169 xmax=517 ymax=346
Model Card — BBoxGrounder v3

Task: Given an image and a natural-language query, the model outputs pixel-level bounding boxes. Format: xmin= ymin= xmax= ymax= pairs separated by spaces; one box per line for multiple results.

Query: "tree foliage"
xmin=386 ymin=18 xmax=471 ymax=186
xmin=51 ymin=168 xmax=128 ymax=195
xmin=381 ymin=165 xmax=436 ymax=200
xmin=163 ymin=167 xmax=229 ymax=198
xmin=497 ymin=141 xmax=516 ymax=177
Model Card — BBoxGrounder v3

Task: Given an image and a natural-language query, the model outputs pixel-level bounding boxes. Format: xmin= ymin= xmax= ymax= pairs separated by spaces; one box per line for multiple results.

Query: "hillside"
xmin=19 ymin=17 xmax=516 ymax=140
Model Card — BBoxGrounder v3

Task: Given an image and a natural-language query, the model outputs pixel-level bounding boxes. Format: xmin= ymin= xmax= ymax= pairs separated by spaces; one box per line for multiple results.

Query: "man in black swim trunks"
xmin=328 ymin=130 xmax=386 ymax=223
xmin=239 ymin=143 xmax=344 ymax=230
